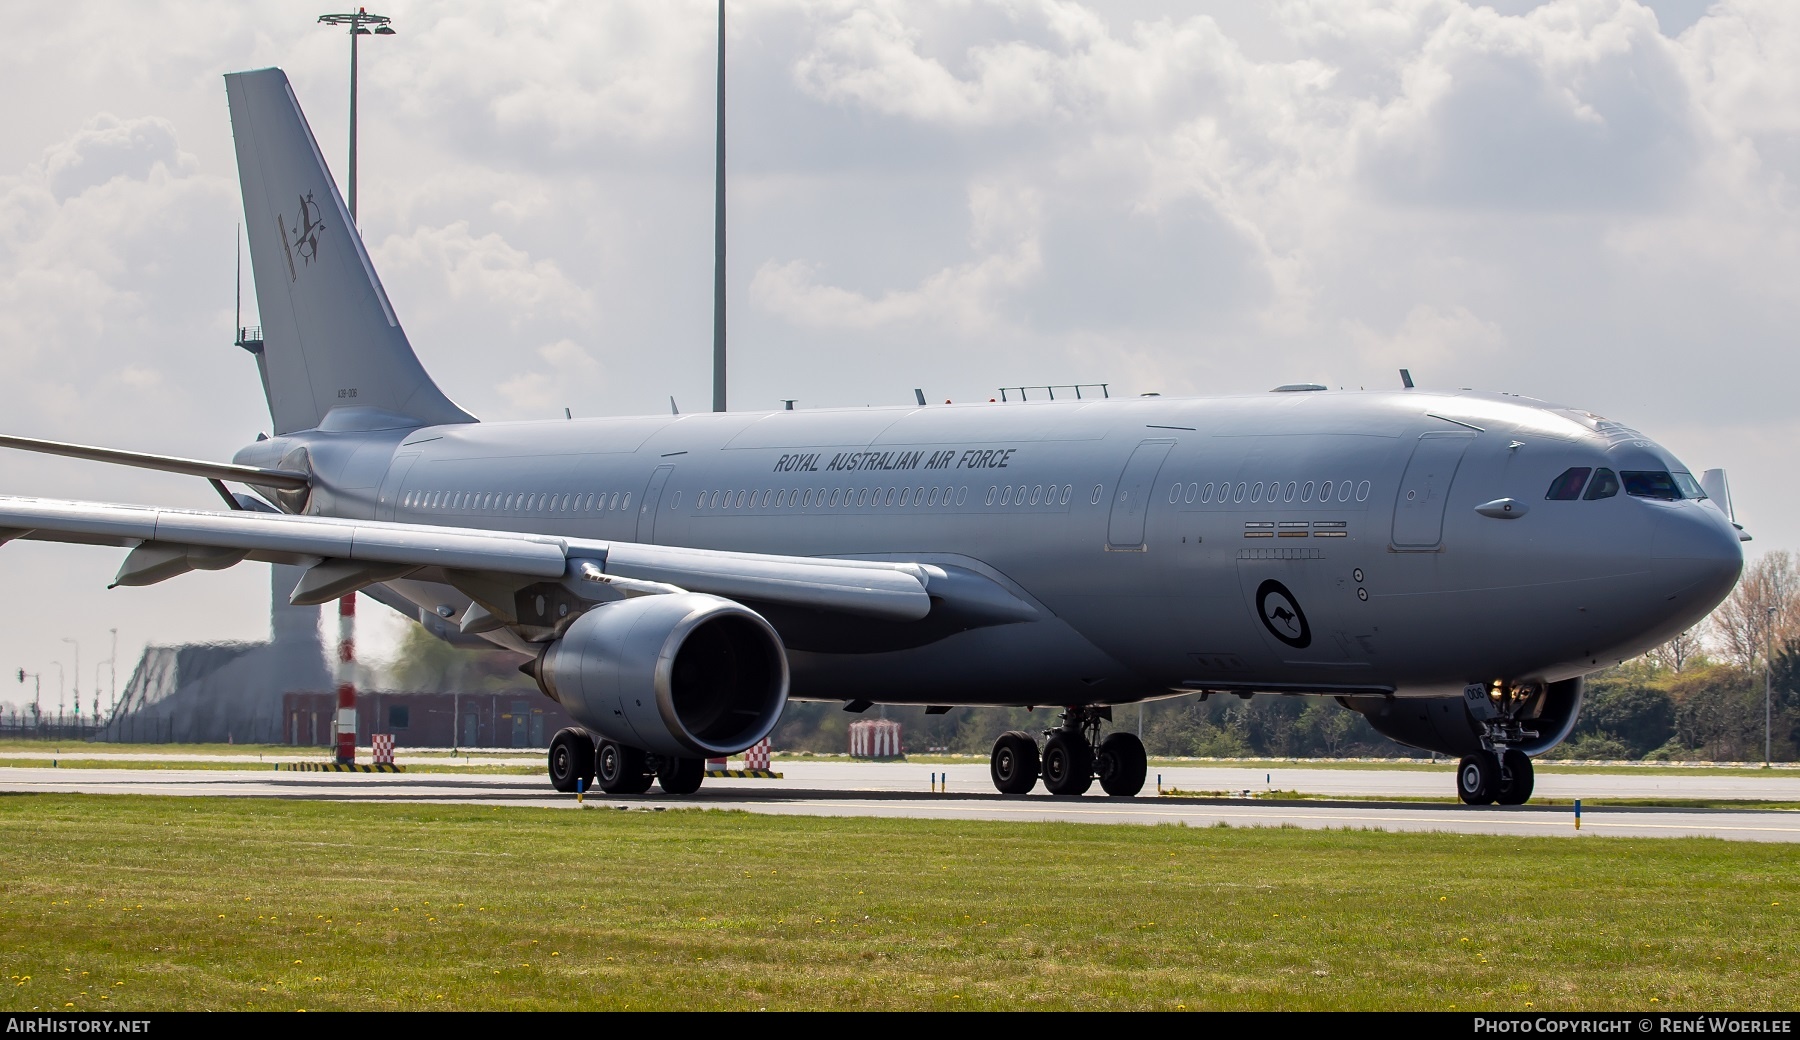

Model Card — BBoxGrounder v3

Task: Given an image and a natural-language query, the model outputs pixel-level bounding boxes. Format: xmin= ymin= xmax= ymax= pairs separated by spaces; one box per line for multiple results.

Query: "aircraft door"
xmin=375 ymin=453 xmax=419 ymax=522
xmin=1391 ymin=432 xmax=1477 ymax=549
xmin=636 ymin=464 xmax=675 ymax=542
xmin=1107 ymin=439 xmax=1176 ymax=550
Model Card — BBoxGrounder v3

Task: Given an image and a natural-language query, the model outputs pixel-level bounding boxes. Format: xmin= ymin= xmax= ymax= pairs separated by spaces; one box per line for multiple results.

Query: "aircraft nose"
xmin=1650 ymin=504 xmax=1744 ymax=607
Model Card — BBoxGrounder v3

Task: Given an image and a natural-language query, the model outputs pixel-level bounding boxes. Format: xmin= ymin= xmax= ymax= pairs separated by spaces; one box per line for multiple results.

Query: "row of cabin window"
xmin=1168 ymin=478 xmax=1373 ymax=507
xmin=698 ymin=485 xmax=977 ymax=511
xmin=403 ymin=489 xmax=633 ymax=513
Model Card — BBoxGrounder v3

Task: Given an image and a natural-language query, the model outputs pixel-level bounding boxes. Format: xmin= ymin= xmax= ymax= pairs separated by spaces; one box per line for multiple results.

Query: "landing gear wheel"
xmin=657 ymin=756 xmax=706 ymax=795
xmin=990 ymin=730 xmax=1040 ymax=794
xmin=1041 ymin=731 xmax=1094 ymax=796
xmin=1457 ymin=753 xmax=1498 ymax=806
xmin=547 ymin=728 xmax=595 ymax=793
xmin=1494 ymin=749 xmax=1535 ymax=805
xmin=1096 ymin=732 xmax=1148 ymax=797
xmin=597 ymin=740 xmax=653 ymax=795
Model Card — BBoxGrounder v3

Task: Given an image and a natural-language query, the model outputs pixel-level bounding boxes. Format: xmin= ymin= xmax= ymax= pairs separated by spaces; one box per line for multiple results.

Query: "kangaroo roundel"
xmin=1256 ymin=579 xmax=1311 ymax=649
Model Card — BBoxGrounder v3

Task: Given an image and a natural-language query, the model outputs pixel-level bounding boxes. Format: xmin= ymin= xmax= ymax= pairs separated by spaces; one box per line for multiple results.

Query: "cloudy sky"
xmin=0 ymin=0 xmax=1792 ymax=715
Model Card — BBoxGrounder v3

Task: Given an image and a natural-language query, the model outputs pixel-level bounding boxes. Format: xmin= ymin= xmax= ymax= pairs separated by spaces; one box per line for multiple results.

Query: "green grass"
xmin=0 ymin=796 xmax=1792 ymax=1011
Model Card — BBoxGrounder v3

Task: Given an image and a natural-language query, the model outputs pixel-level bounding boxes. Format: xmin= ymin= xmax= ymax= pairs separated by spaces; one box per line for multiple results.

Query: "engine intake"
xmin=1343 ymin=677 xmax=1584 ymax=758
xmin=533 ymin=593 xmax=789 ymax=758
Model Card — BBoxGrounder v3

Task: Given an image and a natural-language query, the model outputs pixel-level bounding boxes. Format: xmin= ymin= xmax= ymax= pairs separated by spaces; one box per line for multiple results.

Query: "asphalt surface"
xmin=2 ymin=760 xmax=1797 ymax=842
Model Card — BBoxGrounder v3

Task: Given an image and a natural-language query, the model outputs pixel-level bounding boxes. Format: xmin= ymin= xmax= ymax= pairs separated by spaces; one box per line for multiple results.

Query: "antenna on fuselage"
xmin=1399 ymin=368 xmax=1415 ymax=389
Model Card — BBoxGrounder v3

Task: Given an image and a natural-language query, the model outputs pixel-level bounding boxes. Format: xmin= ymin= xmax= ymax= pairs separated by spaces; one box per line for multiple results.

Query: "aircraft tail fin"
xmin=225 ymin=68 xmax=475 ymax=435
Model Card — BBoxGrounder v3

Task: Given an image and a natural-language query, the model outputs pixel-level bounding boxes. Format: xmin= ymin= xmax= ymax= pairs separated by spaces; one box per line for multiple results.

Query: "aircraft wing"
xmin=0 ymin=495 xmax=934 ymax=626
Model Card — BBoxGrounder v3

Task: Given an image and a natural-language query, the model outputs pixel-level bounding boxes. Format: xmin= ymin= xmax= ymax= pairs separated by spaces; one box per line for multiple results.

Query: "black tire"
xmin=597 ymin=740 xmax=653 ymax=795
xmin=1457 ymin=753 xmax=1497 ymax=806
xmin=990 ymin=730 xmax=1040 ymax=794
xmin=1097 ymin=731 xmax=1148 ymax=797
xmin=547 ymin=728 xmax=595 ymax=793
xmin=1494 ymin=749 xmax=1535 ymax=805
xmin=1041 ymin=730 xmax=1093 ymax=796
xmin=657 ymin=756 xmax=706 ymax=795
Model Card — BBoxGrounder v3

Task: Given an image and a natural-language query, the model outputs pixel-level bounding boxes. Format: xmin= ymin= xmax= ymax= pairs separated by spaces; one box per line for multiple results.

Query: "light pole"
xmin=61 ymin=637 xmax=79 ymax=722
xmin=105 ymin=627 xmax=117 ymax=719
xmin=52 ymin=662 xmax=64 ymax=726
xmin=317 ymin=8 xmax=396 ymax=223
xmin=712 ymin=0 xmax=727 ymax=413
xmin=16 ymin=669 xmax=40 ymax=729
xmin=1766 ymin=606 xmax=1776 ymax=768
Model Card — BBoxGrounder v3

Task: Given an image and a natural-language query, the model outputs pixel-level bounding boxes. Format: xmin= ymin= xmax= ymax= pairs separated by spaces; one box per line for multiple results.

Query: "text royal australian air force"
xmin=771 ymin=447 xmax=1019 ymax=474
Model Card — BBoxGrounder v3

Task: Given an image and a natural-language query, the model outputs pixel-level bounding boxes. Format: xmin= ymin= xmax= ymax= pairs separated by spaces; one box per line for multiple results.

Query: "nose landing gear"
xmin=987 ymin=706 xmax=1148 ymax=797
xmin=1457 ymin=682 xmax=1542 ymax=805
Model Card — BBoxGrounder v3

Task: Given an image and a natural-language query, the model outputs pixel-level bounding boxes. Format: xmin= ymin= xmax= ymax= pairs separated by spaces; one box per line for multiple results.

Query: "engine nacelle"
xmin=533 ymin=593 xmax=789 ymax=759
xmin=1344 ymin=678 xmax=1584 ymax=758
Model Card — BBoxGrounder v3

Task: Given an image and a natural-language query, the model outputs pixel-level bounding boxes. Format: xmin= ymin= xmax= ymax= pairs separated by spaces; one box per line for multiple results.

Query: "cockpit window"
xmin=1545 ymin=467 xmax=1591 ymax=501
xmin=1672 ymin=471 xmax=1706 ymax=500
xmin=1622 ymin=470 xmax=1681 ymax=500
xmin=1584 ymin=468 xmax=1620 ymax=501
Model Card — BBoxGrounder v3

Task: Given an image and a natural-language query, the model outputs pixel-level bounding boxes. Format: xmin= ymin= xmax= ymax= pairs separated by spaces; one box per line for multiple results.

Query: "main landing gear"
xmin=988 ymin=707 xmax=1148 ymax=797
xmin=548 ymin=727 xmax=705 ymax=796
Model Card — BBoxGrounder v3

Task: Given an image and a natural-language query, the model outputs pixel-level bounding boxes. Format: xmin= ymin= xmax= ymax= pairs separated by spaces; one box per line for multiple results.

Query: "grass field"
xmin=0 ymin=796 xmax=1792 ymax=1011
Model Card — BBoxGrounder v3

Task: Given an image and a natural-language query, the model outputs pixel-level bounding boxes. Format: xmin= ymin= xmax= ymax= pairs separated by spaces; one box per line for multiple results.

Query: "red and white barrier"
xmin=744 ymin=739 xmax=771 ymax=770
xmin=848 ymin=719 xmax=903 ymax=758
xmin=371 ymin=733 xmax=395 ymax=765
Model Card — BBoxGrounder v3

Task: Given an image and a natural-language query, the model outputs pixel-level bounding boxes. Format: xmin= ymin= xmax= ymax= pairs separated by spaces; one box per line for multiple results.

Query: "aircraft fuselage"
xmin=236 ymin=387 xmax=1743 ymax=709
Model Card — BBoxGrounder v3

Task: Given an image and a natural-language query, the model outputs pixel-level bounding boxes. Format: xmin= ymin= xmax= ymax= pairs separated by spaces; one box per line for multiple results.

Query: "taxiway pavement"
xmin=2 ymin=761 xmax=1795 ymax=842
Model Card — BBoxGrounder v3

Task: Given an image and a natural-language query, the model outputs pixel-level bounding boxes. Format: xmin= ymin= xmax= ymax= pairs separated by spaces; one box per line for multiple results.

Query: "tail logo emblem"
xmin=1255 ymin=579 xmax=1311 ymax=649
xmin=277 ymin=192 xmax=326 ymax=282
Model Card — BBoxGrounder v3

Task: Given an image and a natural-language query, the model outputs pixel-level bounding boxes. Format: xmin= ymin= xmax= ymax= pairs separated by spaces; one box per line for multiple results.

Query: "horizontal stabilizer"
xmin=0 ymin=433 xmax=309 ymax=490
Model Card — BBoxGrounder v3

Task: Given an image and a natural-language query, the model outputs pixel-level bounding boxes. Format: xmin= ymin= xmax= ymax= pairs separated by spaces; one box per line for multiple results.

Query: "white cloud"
xmin=374 ymin=220 xmax=594 ymax=322
xmin=1347 ymin=303 xmax=1506 ymax=371
xmin=750 ymin=179 xmax=1041 ymax=331
xmin=498 ymin=338 xmax=605 ymax=412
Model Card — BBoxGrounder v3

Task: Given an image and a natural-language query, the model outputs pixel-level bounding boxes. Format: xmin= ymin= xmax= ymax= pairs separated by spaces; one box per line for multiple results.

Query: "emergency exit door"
xmin=1391 ymin=431 xmax=1476 ymax=549
xmin=1107 ymin=439 xmax=1176 ymax=550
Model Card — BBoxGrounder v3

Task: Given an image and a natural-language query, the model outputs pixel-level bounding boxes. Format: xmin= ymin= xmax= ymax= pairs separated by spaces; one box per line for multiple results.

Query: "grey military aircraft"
xmin=0 ymin=69 xmax=1747 ymax=805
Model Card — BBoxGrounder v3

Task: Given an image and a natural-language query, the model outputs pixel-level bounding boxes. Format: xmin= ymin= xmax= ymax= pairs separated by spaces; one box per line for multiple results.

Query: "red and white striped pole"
xmin=335 ymin=593 xmax=357 ymax=765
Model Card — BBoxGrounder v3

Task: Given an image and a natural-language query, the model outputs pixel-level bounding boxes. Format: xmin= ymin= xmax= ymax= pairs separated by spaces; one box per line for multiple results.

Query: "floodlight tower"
xmin=316 ymin=7 xmax=396 ymax=222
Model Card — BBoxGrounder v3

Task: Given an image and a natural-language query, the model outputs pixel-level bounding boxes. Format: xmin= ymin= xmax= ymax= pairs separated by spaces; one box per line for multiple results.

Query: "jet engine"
xmin=531 ymin=593 xmax=789 ymax=759
xmin=1342 ymin=678 xmax=1584 ymax=758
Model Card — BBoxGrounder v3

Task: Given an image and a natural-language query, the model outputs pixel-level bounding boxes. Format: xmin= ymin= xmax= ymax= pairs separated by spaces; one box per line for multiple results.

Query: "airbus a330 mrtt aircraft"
xmin=0 ymin=69 xmax=1748 ymax=805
